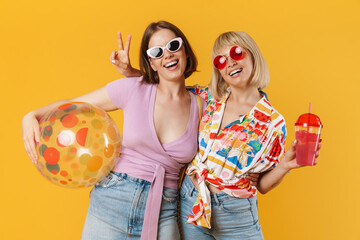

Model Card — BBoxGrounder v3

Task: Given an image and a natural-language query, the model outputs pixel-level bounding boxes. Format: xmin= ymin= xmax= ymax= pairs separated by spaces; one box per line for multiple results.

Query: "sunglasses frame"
xmin=213 ymin=46 xmax=246 ymax=70
xmin=146 ymin=37 xmax=183 ymax=59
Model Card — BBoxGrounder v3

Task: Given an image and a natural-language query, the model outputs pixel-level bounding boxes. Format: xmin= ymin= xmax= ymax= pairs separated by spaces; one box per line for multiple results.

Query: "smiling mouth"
xmin=229 ymin=68 xmax=242 ymax=76
xmin=164 ymin=60 xmax=179 ymax=68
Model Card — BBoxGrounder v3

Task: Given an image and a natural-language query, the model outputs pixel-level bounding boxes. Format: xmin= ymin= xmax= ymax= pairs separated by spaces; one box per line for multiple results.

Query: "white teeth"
xmin=230 ymin=69 xmax=242 ymax=76
xmin=164 ymin=60 xmax=178 ymax=68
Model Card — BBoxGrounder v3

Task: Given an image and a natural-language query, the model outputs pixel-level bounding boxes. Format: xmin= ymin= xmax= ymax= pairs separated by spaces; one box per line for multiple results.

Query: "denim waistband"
xmin=111 ymin=171 xmax=152 ymax=185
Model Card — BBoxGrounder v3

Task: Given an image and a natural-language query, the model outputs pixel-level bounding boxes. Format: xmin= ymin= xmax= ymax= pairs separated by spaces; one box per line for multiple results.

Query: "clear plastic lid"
xmin=295 ymin=113 xmax=323 ymax=128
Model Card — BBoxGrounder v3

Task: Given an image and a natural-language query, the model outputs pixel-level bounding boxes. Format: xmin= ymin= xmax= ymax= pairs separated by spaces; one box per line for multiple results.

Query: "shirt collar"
xmin=224 ymin=88 xmax=273 ymax=123
xmin=248 ymin=92 xmax=273 ymax=123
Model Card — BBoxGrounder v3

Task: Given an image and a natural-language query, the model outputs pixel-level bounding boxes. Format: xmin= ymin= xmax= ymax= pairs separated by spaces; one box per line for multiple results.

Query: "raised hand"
xmin=110 ymin=32 xmax=141 ymax=77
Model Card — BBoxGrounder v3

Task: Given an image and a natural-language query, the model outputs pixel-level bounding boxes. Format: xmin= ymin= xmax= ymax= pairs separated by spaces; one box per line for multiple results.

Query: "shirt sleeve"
xmin=106 ymin=76 xmax=142 ymax=109
xmin=187 ymin=85 xmax=211 ymax=104
xmin=252 ymin=122 xmax=287 ymax=173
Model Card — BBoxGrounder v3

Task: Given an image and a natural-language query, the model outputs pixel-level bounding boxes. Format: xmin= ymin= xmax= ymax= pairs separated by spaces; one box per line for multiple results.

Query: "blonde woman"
xmin=179 ymin=31 xmax=320 ymax=239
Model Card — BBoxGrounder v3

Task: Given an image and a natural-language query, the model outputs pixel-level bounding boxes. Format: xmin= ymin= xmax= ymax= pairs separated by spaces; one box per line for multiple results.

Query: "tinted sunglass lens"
xmin=150 ymin=48 xmax=163 ymax=58
xmin=214 ymin=55 xmax=226 ymax=69
xmin=168 ymin=40 xmax=180 ymax=52
xmin=230 ymin=46 xmax=245 ymax=61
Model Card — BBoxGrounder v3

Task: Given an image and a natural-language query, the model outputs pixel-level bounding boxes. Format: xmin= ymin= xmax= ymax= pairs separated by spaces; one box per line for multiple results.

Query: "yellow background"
xmin=1 ymin=0 xmax=359 ymax=239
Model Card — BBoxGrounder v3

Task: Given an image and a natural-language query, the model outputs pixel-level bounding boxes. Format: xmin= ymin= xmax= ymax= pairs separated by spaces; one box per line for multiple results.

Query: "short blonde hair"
xmin=209 ymin=31 xmax=269 ymax=99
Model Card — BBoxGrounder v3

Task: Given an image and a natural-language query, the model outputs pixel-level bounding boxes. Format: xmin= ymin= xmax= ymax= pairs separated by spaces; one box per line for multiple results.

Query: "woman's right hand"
xmin=110 ymin=32 xmax=141 ymax=77
xmin=22 ymin=112 xmax=41 ymax=163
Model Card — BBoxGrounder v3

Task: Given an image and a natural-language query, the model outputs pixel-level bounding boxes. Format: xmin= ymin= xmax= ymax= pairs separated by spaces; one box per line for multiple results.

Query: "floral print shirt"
xmin=186 ymin=85 xmax=287 ymax=228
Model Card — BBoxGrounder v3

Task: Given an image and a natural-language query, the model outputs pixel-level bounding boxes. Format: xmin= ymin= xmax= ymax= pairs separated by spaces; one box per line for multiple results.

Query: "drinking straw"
xmin=307 ymin=102 xmax=311 ymax=132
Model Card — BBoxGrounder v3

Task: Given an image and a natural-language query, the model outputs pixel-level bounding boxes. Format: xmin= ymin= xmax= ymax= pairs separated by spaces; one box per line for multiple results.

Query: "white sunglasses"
xmin=146 ymin=37 xmax=183 ymax=59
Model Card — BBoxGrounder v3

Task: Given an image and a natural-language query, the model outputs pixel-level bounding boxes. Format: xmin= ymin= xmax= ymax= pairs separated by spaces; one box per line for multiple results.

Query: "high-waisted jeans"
xmin=179 ymin=175 xmax=264 ymax=240
xmin=81 ymin=172 xmax=180 ymax=240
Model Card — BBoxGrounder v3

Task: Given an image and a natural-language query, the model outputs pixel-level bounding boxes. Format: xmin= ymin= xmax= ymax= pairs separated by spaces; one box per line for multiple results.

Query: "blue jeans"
xmin=81 ymin=172 xmax=180 ymax=240
xmin=179 ymin=175 xmax=264 ymax=240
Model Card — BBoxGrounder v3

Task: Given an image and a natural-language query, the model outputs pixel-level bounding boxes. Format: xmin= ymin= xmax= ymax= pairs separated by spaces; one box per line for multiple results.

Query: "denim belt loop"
xmin=213 ymin=193 xmax=220 ymax=206
xmin=189 ymin=185 xmax=196 ymax=197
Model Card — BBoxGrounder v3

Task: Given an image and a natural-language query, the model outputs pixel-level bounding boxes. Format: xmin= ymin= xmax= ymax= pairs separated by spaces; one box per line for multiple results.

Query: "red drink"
xmin=295 ymin=130 xmax=321 ymax=165
xmin=295 ymin=113 xmax=323 ymax=166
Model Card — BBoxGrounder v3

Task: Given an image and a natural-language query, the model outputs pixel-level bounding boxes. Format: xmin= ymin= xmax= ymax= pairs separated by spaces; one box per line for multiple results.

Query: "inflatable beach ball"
xmin=34 ymin=102 xmax=121 ymax=188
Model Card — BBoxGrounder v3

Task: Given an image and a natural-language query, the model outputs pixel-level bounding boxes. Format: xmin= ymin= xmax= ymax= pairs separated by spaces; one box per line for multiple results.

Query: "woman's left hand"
xmin=279 ymin=140 xmax=322 ymax=172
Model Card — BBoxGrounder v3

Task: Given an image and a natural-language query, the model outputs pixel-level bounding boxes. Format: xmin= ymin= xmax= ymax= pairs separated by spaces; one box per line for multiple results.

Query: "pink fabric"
xmin=106 ymin=77 xmax=200 ymax=239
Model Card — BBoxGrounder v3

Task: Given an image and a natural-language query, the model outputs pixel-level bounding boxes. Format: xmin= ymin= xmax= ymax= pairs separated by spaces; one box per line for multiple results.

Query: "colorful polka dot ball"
xmin=34 ymin=102 xmax=121 ymax=188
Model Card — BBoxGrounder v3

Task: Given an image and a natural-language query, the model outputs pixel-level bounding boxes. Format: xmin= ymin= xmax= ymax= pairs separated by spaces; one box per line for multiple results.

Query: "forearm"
xmin=31 ymin=99 xmax=71 ymax=121
xmin=256 ymin=139 xmax=320 ymax=194
xmin=127 ymin=68 xmax=142 ymax=77
xmin=257 ymin=163 xmax=289 ymax=194
xmin=29 ymin=87 xmax=118 ymax=121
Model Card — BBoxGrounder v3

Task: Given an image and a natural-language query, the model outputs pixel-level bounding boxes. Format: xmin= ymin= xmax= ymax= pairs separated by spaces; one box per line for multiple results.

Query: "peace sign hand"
xmin=110 ymin=32 xmax=141 ymax=77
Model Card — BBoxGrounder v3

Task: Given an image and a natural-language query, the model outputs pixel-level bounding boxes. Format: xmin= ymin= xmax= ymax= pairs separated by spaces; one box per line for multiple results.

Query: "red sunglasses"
xmin=213 ymin=46 xmax=246 ymax=69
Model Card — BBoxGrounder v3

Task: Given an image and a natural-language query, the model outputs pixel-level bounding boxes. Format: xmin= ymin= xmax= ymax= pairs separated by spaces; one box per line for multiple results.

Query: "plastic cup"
xmin=295 ymin=113 xmax=323 ymax=166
